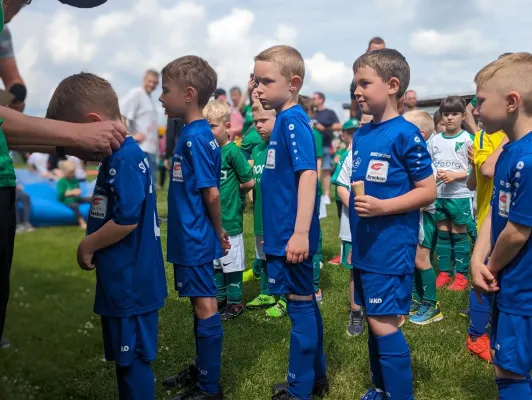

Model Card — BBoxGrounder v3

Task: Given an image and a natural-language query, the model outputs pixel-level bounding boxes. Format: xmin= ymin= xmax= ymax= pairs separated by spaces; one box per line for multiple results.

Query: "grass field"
xmin=0 ymin=190 xmax=498 ymax=400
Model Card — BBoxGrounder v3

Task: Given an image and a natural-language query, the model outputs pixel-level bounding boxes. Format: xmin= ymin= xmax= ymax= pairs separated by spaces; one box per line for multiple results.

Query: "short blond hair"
xmin=404 ymin=110 xmax=435 ymax=136
xmin=475 ymin=52 xmax=532 ymax=113
xmin=251 ymin=100 xmax=276 ymax=115
xmin=255 ymin=45 xmax=305 ymax=82
xmin=59 ymin=160 xmax=76 ymax=174
xmin=203 ymin=100 xmax=230 ymax=123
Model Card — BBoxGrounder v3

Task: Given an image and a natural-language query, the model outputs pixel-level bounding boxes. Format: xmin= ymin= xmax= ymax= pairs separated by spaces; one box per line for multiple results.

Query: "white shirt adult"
xmin=119 ymin=70 xmax=160 ymax=156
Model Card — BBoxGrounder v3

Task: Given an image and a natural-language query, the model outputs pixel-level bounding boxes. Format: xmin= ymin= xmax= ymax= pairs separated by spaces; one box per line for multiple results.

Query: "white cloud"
xmin=93 ymin=12 xmax=136 ymax=37
xmin=375 ymin=0 xmax=419 ymax=21
xmin=305 ymin=53 xmax=352 ymax=92
xmin=410 ymin=29 xmax=497 ymax=56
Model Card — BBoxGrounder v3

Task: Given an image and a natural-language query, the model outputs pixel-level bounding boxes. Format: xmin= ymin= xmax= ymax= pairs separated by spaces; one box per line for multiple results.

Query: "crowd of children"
xmin=41 ymin=40 xmax=532 ymax=400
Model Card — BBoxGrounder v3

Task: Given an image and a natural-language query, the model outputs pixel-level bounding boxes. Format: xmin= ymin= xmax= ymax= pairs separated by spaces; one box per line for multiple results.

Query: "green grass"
xmin=0 ymin=191 xmax=497 ymax=400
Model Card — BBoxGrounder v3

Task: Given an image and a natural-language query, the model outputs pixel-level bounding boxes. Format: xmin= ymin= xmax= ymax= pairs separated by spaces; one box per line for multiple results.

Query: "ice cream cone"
xmin=352 ymin=181 xmax=365 ymax=196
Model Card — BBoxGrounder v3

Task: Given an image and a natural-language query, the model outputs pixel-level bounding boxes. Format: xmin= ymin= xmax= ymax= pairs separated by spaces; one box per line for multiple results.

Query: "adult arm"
xmin=2 ymin=107 xmax=126 ymax=159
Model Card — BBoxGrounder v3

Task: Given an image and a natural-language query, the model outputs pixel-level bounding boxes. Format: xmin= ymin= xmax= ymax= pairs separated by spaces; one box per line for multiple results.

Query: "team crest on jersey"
xmin=90 ymin=195 xmax=108 ymax=219
xmin=172 ymin=161 xmax=184 ymax=182
xmin=265 ymin=149 xmax=276 ymax=169
xmin=498 ymin=190 xmax=511 ymax=218
xmin=366 ymin=159 xmax=389 ymax=183
xmin=455 ymin=141 xmax=465 ymax=152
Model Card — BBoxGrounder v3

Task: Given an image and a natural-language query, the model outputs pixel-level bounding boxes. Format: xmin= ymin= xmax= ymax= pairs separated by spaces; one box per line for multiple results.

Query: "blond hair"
xmin=404 ymin=110 xmax=435 ymax=136
xmin=59 ymin=160 xmax=76 ymax=174
xmin=251 ymin=100 xmax=276 ymax=115
xmin=475 ymin=52 xmax=532 ymax=113
xmin=255 ymin=45 xmax=305 ymax=82
xmin=203 ymin=100 xmax=230 ymax=123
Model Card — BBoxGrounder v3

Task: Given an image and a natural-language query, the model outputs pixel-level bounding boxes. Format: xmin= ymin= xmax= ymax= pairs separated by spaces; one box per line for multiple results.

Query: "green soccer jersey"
xmin=0 ymin=122 xmax=15 ymax=188
xmin=332 ymin=150 xmax=350 ymax=201
xmin=313 ymin=128 xmax=323 ymax=197
xmin=57 ymin=177 xmax=81 ymax=205
xmin=220 ymin=142 xmax=253 ymax=236
xmin=242 ymin=104 xmax=254 ymax=136
xmin=251 ymin=140 xmax=268 ymax=236
xmin=241 ymin=125 xmax=263 ymax=160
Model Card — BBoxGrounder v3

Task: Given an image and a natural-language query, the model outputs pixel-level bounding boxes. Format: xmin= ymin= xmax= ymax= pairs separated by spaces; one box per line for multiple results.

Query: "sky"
xmin=9 ymin=0 xmax=532 ymax=123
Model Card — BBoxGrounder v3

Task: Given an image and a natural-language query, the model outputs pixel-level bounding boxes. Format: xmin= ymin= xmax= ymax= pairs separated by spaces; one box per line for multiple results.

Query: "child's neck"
xmin=506 ymin=114 xmax=532 ymax=142
xmin=275 ymin=93 xmax=298 ymax=114
xmin=218 ymin=138 xmax=229 ymax=147
xmin=184 ymin=108 xmax=205 ymax=125
xmin=373 ymin=103 xmax=399 ymax=124
xmin=444 ymin=127 xmax=462 ymax=137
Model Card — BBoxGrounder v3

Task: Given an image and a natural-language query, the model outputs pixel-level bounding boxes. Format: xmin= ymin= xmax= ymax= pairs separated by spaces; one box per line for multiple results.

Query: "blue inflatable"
xmin=16 ymin=169 xmax=95 ymax=227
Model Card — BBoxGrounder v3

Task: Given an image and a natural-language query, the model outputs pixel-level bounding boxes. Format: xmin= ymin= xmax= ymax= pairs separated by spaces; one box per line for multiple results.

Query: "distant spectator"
xmin=214 ymin=88 xmax=227 ymax=101
xmin=15 ymin=185 xmax=34 ymax=233
xmin=27 ymin=152 xmax=49 ymax=175
xmin=312 ymin=91 xmax=341 ymax=204
xmin=404 ymin=90 xmax=417 ymax=112
xmin=350 ymin=36 xmax=386 ymax=119
xmin=67 ymin=156 xmax=87 ymax=182
xmin=228 ymin=86 xmax=244 ymax=142
xmin=56 ymin=160 xmax=91 ymax=230
xmin=120 ymin=69 xmax=160 ymax=186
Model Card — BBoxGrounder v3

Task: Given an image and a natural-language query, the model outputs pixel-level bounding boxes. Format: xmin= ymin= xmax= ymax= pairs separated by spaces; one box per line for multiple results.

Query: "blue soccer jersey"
xmin=87 ymin=137 xmax=167 ymax=318
xmin=167 ymin=119 xmax=223 ymax=266
xmin=261 ymin=104 xmax=320 ymax=256
xmin=491 ymin=132 xmax=532 ymax=316
xmin=349 ymin=116 xmax=433 ymax=275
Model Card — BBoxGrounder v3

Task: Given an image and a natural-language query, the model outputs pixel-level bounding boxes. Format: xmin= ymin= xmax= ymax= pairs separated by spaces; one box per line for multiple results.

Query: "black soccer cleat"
xmin=170 ymin=385 xmax=223 ymax=400
xmin=163 ymin=364 xmax=199 ymax=389
xmin=272 ymin=376 xmax=329 ymax=398
xmin=221 ymin=304 xmax=244 ymax=321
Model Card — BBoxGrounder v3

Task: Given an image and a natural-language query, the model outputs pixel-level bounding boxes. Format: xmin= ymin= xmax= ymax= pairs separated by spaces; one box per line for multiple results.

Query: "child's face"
xmin=254 ymin=61 xmax=292 ymax=111
xmin=65 ymin=169 xmax=75 ymax=179
xmin=354 ymin=66 xmax=396 ymax=116
xmin=442 ymin=111 xmax=465 ymax=132
xmin=159 ymin=77 xmax=187 ymax=119
xmin=208 ymin=118 xmax=230 ymax=145
xmin=436 ymin=119 xmax=446 ymax=133
xmin=474 ymin=83 xmax=508 ymax=134
xmin=253 ymin=111 xmax=276 ymax=141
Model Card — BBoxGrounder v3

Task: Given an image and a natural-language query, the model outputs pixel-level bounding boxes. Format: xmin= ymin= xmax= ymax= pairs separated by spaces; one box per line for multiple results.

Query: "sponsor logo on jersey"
xmin=90 ymin=195 xmax=108 ymax=219
xmin=370 ymin=152 xmax=391 ymax=159
xmin=172 ymin=161 xmax=184 ymax=182
xmin=265 ymin=149 xmax=276 ymax=169
xmin=498 ymin=190 xmax=511 ymax=218
xmin=366 ymin=160 xmax=389 ymax=183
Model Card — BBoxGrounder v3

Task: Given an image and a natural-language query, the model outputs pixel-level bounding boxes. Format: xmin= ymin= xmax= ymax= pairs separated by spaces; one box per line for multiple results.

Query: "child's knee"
xmin=451 ymin=223 xmax=467 ymax=234
xmin=192 ymin=297 xmax=218 ymax=319
xmin=367 ymin=315 xmax=399 ymax=337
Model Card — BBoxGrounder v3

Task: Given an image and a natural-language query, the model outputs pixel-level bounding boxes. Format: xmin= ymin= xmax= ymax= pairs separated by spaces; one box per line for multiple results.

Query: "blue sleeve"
xmin=284 ymin=117 xmax=317 ymax=173
xmin=508 ymin=156 xmax=532 ymax=227
xmin=108 ymin=159 xmax=147 ymax=225
xmin=189 ymin=134 xmax=219 ymax=190
xmin=402 ymin=131 xmax=434 ymax=182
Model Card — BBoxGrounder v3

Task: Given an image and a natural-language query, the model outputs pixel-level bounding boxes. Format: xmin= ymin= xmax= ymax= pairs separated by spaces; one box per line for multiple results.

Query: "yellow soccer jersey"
xmin=474 ymin=130 xmax=506 ymax=230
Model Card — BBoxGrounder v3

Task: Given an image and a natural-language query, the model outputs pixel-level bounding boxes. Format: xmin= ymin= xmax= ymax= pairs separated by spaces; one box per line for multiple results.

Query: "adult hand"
xmin=66 ymin=121 xmax=126 ymax=161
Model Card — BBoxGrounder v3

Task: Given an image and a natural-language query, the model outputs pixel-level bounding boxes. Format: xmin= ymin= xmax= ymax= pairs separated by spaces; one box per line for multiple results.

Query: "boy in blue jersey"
xmin=350 ymin=49 xmax=436 ymax=400
xmin=472 ymin=52 xmax=532 ymax=399
xmin=46 ymin=73 xmax=167 ymax=400
xmin=254 ymin=45 xmax=327 ymax=400
xmin=160 ymin=56 xmax=229 ymax=400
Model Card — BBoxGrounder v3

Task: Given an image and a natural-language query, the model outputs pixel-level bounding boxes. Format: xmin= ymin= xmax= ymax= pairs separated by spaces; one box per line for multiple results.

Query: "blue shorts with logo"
xmin=101 ymin=310 xmax=159 ymax=367
xmin=490 ymin=303 xmax=532 ymax=376
xmin=173 ymin=263 xmax=216 ymax=298
xmin=266 ymin=255 xmax=314 ymax=296
xmin=353 ymin=269 xmax=412 ymax=316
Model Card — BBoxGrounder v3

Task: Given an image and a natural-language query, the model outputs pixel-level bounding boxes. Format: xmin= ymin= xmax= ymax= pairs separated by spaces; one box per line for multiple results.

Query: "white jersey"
xmin=334 ymin=149 xmax=352 ymax=242
xmin=119 ymin=87 xmax=159 ymax=155
xmin=428 ymin=131 xmax=473 ymax=199
xmin=27 ymin=152 xmax=49 ymax=174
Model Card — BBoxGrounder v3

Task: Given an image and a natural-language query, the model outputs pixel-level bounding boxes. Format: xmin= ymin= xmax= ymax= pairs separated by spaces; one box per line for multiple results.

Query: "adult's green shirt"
xmin=220 ymin=142 xmax=253 ymax=236
xmin=241 ymin=104 xmax=254 ymax=136
xmin=0 ymin=120 xmax=15 ymax=187
xmin=251 ymin=140 xmax=268 ymax=236
xmin=57 ymin=177 xmax=81 ymax=205
xmin=313 ymin=128 xmax=323 ymax=197
xmin=241 ymin=125 xmax=262 ymax=160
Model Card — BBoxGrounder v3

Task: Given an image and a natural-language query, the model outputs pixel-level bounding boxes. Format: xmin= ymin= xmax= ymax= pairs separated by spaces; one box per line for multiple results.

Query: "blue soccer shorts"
xmin=266 ymin=255 xmax=314 ymax=296
xmin=353 ymin=269 xmax=413 ymax=316
xmin=173 ymin=263 xmax=216 ymax=298
xmin=490 ymin=303 xmax=532 ymax=377
xmin=101 ymin=310 xmax=159 ymax=367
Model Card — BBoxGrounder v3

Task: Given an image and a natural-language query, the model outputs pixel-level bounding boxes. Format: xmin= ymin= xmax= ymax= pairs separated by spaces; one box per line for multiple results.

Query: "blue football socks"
xmin=496 ymin=377 xmax=532 ymax=399
xmin=196 ymin=313 xmax=223 ymax=394
xmin=287 ymin=300 xmax=318 ymax=399
xmin=468 ymin=290 xmax=492 ymax=337
xmin=368 ymin=329 xmax=384 ymax=391
xmin=376 ymin=330 xmax=413 ymax=400
xmin=313 ymin=300 xmax=327 ymax=382
xmin=116 ymin=358 xmax=154 ymax=400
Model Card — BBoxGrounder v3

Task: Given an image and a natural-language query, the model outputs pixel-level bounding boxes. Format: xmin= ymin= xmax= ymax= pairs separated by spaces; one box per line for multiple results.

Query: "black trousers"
xmin=0 ymin=186 xmax=16 ymax=338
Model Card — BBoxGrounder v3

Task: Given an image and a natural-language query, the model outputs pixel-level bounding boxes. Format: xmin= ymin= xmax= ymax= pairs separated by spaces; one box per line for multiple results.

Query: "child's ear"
xmin=225 ymin=121 xmax=231 ymax=131
xmin=388 ymin=77 xmax=400 ymax=96
xmin=506 ymin=91 xmax=520 ymax=113
xmin=184 ymin=86 xmax=197 ymax=104
xmin=86 ymin=113 xmax=103 ymax=123
xmin=289 ymin=75 xmax=303 ymax=93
